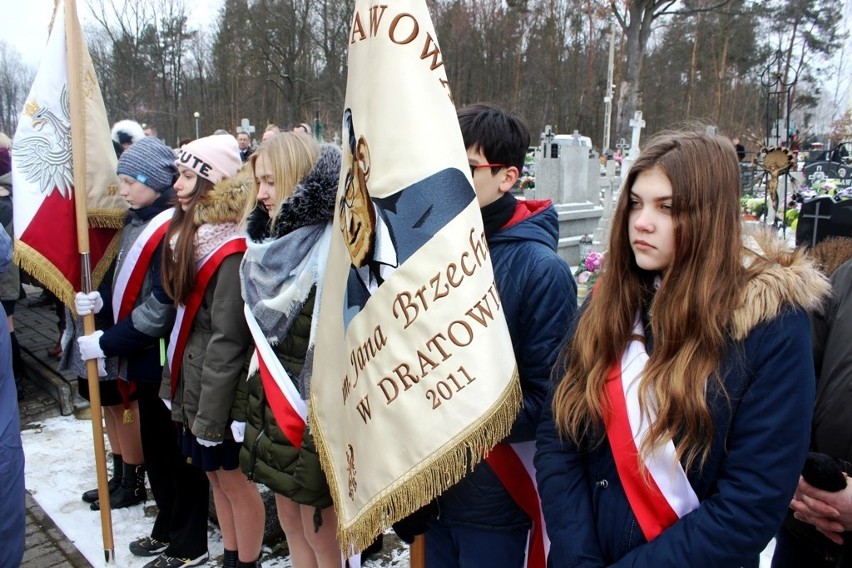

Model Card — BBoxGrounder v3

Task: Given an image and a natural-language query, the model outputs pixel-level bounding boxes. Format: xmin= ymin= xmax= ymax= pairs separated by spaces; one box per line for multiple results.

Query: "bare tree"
xmin=0 ymin=41 xmax=35 ymax=136
xmin=609 ymin=0 xmax=734 ymax=137
xmin=74 ymin=0 xmax=846 ymax=152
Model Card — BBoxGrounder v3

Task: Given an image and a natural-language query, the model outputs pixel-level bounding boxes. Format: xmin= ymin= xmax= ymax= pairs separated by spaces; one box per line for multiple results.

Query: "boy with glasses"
xmin=423 ymin=103 xmax=577 ymax=567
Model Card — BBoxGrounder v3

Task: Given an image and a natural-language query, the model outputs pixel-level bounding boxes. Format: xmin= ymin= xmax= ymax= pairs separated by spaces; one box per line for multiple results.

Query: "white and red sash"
xmin=487 ymin=442 xmax=549 ymax=568
xmin=243 ymin=303 xmax=308 ymax=450
xmin=112 ymin=208 xmax=173 ymax=323
xmin=166 ymin=236 xmax=247 ymax=398
xmin=604 ymin=320 xmax=700 ymax=541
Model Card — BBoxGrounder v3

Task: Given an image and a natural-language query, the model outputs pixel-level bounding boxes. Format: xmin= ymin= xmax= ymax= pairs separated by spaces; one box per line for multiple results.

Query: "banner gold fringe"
xmin=311 ymin=370 xmax=522 ymax=554
xmin=13 ymin=228 xmax=122 ymax=311
xmin=88 ymin=210 xmax=127 ymax=230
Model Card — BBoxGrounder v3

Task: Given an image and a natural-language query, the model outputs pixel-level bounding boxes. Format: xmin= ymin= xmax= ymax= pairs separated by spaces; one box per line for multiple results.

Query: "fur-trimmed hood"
xmin=731 ymin=230 xmax=831 ymax=341
xmin=192 ymin=167 xmax=252 ymax=226
xmin=246 ymin=143 xmax=341 ymax=242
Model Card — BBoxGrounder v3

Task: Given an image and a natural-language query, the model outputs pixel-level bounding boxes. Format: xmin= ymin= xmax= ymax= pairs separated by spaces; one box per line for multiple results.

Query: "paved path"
xmin=23 ymin=492 xmax=92 ymax=567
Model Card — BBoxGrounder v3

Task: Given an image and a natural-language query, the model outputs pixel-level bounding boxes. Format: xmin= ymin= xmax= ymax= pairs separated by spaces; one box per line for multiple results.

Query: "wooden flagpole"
xmin=410 ymin=536 xmax=425 ymax=568
xmin=65 ymin=0 xmax=115 ymax=562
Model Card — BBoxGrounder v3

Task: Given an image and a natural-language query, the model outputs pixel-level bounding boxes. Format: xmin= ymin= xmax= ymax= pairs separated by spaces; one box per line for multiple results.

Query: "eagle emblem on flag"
xmin=13 ymin=87 xmax=74 ymax=198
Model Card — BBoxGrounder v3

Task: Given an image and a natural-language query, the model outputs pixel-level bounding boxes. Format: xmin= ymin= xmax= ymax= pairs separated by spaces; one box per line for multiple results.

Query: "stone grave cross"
xmin=237 ymin=118 xmax=256 ymax=138
xmin=628 ymin=111 xmax=645 ymax=160
xmin=615 ymin=138 xmax=629 ymax=156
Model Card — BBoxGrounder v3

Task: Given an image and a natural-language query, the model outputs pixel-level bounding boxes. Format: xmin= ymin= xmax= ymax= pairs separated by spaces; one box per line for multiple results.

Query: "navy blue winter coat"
xmin=98 ymin=194 xmax=175 ymax=383
xmin=535 ymin=242 xmax=829 ymax=567
xmin=435 ymin=199 xmax=576 ymax=531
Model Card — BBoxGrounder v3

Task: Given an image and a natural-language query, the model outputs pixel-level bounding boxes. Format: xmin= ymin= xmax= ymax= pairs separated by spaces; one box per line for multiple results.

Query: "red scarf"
xmin=166 ymin=236 xmax=246 ymax=398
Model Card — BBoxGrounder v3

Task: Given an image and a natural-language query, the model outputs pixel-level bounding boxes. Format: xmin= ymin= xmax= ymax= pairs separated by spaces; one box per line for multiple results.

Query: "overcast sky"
xmin=0 ymin=0 xmax=223 ymax=67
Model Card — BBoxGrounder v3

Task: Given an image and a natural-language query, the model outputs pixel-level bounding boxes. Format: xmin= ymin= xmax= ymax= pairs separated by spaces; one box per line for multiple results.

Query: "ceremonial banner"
xmin=311 ymin=0 xmax=521 ymax=552
xmin=12 ymin=0 xmax=124 ymax=308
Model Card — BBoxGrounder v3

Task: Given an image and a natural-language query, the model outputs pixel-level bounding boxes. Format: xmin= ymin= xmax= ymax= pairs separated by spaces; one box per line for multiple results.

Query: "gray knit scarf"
xmin=240 ymin=144 xmax=340 ymax=397
xmin=241 ymin=223 xmax=330 ymax=398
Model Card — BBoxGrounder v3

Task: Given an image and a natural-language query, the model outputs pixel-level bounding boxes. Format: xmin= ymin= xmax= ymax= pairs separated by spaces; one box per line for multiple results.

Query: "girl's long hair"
xmin=552 ymin=129 xmax=745 ymax=472
xmin=243 ymin=132 xmax=320 ymax=228
xmin=161 ymin=176 xmax=215 ymax=305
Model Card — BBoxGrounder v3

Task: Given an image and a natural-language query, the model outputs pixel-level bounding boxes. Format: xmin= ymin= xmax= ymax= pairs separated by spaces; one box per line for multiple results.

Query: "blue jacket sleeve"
xmin=610 ymin=308 xmax=814 ymax=568
xmin=508 ymin=252 xmax=576 ymax=443
xmin=535 ymin=386 xmax=607 ymax=567
xmin=0 ymin=228 xmax=11 ymax=274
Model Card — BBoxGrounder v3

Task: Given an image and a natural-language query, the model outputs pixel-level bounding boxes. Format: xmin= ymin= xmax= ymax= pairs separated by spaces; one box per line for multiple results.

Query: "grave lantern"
xmin=579 ymin=234 xmax=594 ymax=260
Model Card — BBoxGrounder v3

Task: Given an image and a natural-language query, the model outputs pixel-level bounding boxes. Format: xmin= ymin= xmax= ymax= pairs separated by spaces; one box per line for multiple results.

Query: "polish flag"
xmin=11 ymin=0 xmax=125 ymax=308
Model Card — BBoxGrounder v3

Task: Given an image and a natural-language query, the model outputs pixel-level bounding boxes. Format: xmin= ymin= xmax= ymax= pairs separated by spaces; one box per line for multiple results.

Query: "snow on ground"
xmin=21 ymin=414 xmax=409 ymax=567
xmin=22 ymin=414 xmax=777 ymax=567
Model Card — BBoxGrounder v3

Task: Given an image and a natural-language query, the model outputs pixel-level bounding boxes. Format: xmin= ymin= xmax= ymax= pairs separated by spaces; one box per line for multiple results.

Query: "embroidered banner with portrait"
xmin=311 ymin=0 xmax=521 ymax=553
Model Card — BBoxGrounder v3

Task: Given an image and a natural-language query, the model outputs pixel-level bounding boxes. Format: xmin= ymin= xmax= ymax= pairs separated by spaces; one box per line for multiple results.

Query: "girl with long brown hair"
xmin=159 ymin=135 xmax=264 ymax=568
xmin=535 ymin=129 xmax=830 ymax=567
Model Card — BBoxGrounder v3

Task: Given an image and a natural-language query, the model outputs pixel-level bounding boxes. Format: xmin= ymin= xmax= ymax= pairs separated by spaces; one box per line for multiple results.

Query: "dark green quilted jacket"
xmin=237 ymin=287 xmax=331 ymax=508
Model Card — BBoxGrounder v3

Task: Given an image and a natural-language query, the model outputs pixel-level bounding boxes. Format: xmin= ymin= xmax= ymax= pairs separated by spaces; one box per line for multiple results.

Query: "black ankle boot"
xmin=222 ymin=549 xmax=238 ymax=568
xmin=82 ymin=454 xmax=123 ymax=503
xmin=91 ymin=462 xmax=145 ymax=510
xmin=236 ymin=558 xmax=262 ymax=568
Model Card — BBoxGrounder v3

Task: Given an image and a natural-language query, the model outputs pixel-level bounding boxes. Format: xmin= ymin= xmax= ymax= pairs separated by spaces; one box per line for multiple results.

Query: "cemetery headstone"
xmin=794 ymin=196 xmax=852 ymax=248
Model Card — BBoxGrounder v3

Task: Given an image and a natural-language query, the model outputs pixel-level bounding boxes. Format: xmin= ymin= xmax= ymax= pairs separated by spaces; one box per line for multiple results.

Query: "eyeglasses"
xmin=469 ymin=163 xmax=507 ymax=176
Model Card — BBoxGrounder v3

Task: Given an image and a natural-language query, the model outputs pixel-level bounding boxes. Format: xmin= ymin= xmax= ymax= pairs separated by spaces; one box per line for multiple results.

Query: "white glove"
xmin=196 ymin=437 xmax=221 ymax=448
xmin=75 ymin=291 xmax=104 ymax=316
xmin=230 ymin=421 xmax=246 ymax=443
xmin=161 ymin=398 xmax=172 ymax=411
xmin=77 ymin=330 xmax=105 ymax=361
xmin=95 ymin=358 xmax=107 ymax=377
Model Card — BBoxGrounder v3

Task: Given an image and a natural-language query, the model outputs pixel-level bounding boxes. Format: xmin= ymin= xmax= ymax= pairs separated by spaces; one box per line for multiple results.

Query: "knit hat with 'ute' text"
xmin=175 ymin=134 xmax=241 ymax=184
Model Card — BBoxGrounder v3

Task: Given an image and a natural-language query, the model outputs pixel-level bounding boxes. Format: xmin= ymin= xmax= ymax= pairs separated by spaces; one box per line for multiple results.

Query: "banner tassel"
xmin=312 ymin=371 xmax=522 ymax=554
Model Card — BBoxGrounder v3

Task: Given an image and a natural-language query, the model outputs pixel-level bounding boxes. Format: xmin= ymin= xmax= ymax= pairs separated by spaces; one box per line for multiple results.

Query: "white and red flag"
xmin=11 ymin=0 xmax=124 ymax=308
xmin=311 ymin=0 xmax=522 ymax=554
